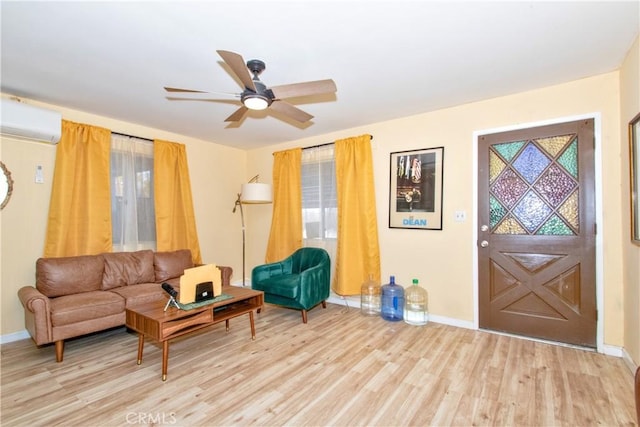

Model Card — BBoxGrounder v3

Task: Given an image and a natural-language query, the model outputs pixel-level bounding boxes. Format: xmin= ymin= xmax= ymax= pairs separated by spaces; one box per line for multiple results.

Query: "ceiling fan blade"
xmin=269 ymin=100 xmax=314 ymax=123
xmin=166 ymin=98 xmax=242 ymax=107
xmin=164 ymin=86 xmax=208 ymax=93
xmin=165 ymin=87 xmax=240 ymax=98
xmin=270 ymin=79 xmax=337 ymax=99
xmin=224 ymin=106 xmax=249 ymax=122
xmin=216 ymin=50 xmax=256 ymax=92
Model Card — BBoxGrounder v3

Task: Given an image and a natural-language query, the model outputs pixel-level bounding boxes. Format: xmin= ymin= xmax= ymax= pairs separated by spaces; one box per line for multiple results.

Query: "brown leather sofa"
xmin=17 ymin=249 xmax=232 ymax=362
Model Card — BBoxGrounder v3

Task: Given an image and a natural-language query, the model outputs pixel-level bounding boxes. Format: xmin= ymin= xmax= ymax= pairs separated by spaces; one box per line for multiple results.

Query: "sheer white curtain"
xmin=301 ymin=145 xmax=337 ymax=280
xmin=110 ymin=133 xmax=156 ymax=252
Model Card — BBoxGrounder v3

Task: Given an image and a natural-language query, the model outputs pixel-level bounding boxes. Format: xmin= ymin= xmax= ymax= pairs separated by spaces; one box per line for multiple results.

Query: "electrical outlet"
xmin=454 ymin=210 xmax=466 ymax=222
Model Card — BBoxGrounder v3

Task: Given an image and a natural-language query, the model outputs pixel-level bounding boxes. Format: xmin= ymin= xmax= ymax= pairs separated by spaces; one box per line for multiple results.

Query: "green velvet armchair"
xmin=251 ymin=247 xmax=331 ymax=323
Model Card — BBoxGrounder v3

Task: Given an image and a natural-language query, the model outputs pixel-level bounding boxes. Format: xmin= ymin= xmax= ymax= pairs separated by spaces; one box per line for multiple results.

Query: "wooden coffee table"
xmin=125 ymin=285 xmax=264 ymax=380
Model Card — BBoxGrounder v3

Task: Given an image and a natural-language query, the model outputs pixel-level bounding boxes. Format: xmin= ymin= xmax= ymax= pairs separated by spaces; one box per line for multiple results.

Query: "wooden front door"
xmin=478 ymin=119 xmax=596 ymax=347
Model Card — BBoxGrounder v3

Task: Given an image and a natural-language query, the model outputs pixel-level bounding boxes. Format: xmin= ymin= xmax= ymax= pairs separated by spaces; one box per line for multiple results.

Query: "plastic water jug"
xmin=360 ymin=275 xmax=381 ymax=316
xmin=381 ymin=275 xmax=404 ymax=321
xmin=404 ymin=278 xmax=428 ymax=325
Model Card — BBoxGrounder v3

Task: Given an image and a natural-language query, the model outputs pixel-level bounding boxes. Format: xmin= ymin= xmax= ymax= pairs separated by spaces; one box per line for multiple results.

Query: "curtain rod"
xmin=303 ymin=134 xmax=373 ymax=151
xmin=111 ymin=132 xmax=373 ymax=148
xmin=112 ymin=131 xmax=153 ymax=143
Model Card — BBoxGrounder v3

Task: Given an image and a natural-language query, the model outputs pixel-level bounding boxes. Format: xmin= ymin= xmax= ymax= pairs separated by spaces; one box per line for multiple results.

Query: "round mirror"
xmin=0 ymin=161 xmax=14 ymax=210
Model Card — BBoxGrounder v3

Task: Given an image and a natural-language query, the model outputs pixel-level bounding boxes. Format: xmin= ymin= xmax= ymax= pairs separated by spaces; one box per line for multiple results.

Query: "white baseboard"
xmin=231 ymin=280 xmax=251 ymax=287
xmin=327 ymin=294 xmax=359 ymax=307
xmin=602 ymin=343 xmax=624 ymax=358
xmin=621 ymin=347 xmax=639 ymax=374
xmin=428 ymin=313 xmax=475 ymax=330
xmin=0 ymin=330 xmax=30 ymax=344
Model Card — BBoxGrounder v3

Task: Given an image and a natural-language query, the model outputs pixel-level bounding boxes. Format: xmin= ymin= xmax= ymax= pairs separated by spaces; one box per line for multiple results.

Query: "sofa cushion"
xmin=253 ymin=274 xmax=301 ymax=299
xmin=102 ymin=250 xmax=155 ymax=290
xmin=154 ymin=249 xmax=193 ymax=282
xmin=50 ymin=291 xmax=124 ymax=327
xmin=109 ymin=281 xmax=178 ymax=307
xmin=36 ymin=255 xmax=104 ymax=298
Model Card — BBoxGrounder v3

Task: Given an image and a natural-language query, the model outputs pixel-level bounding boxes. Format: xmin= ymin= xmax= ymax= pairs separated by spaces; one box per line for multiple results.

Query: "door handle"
xmin=480 ymin=240 xmax=489 ymax=248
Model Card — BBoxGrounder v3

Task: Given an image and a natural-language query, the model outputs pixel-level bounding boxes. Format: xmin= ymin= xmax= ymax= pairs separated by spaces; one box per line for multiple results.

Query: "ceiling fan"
xmin=164 ymin=50 xmax=337 ymax=124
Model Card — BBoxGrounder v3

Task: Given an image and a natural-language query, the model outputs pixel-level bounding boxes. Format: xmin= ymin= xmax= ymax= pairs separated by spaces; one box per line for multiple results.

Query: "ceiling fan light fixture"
xmin=168 ymin=50 xmax=336 ymax=123
xmin=242 ymin=93 xmax=270 ymax=110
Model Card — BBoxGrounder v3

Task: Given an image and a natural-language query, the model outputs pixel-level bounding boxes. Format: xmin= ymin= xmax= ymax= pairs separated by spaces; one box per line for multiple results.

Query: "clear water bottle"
xmin=381 ymin=275 xmax=404 ymax=321
xmin=360 ymin=275 xmax=381 ymax=316
xmin=404 ymin=278 xmax=428 ymax=325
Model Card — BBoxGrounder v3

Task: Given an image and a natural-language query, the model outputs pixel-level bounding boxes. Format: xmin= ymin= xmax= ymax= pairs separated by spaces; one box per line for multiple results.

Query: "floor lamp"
xmin=232 ymin=175 xmax=272 ymax=287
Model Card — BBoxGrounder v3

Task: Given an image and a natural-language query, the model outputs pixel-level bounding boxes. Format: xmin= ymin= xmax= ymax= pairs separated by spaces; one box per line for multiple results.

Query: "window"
xmin=302 ymin=145 xmax=337 ymax=240
xmin=110 ymin=134 xmax=156 ymax=251
xmin=301 ymin=145 xmax=337 ymax=280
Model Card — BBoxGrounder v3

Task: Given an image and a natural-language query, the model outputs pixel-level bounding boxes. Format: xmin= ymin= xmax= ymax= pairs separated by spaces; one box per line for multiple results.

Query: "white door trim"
xmin=471 ymin=113 xmax=604 ymax=353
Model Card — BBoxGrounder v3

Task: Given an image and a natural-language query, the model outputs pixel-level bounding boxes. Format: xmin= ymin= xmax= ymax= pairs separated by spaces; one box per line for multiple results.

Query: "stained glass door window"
xmin=489 ymin=134 xmax=579 ymax=236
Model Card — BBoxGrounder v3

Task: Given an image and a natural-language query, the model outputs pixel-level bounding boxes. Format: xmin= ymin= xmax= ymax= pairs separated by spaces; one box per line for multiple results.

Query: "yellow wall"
xmin=620 ymin=36 xmax=640 ymax=366
xmin=247 ymin=71 xmax=626 ymax=348
xmin=0 ymin=99 xmax=247 ymax=336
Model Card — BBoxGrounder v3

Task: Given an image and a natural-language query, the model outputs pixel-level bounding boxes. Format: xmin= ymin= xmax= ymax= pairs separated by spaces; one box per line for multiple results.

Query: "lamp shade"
xmin=240 ymin=183 xmax=272 ymax=203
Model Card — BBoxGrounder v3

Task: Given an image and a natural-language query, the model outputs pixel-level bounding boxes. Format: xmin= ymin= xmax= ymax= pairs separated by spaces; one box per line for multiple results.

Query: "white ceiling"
xmin=1 ymin=1 xmax=638 ymax=150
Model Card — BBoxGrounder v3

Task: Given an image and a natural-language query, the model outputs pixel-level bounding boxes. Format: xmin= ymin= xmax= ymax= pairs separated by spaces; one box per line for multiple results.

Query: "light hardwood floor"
xmin=1 ymin=302 xmax=637 ymax=426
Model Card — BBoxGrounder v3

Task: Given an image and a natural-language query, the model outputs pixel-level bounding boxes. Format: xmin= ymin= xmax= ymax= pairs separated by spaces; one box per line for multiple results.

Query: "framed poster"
xmin=630 ymin=112 xmax=640 ymax=244
xmin=389 ymin=146 xmax=444 ymax=230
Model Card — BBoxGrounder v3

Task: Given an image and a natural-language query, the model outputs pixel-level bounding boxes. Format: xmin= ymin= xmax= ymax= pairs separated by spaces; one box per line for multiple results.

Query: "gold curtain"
xmin=44 ymin=120 xmax=112 ymax=257
xmin=153 ymin=139 xmax=202 ymax=264
xmin=265 ymin=148 xmax=302 ymax=263
xmin=334 ymin=135 xmax=381 ymax=295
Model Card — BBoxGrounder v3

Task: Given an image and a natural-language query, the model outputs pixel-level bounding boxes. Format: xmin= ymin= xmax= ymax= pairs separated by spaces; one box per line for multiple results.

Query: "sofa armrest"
xmin=18 ymin=286 xmax=53 ymax=345
xmin=217 ymin=265 xmax=233 ymax=287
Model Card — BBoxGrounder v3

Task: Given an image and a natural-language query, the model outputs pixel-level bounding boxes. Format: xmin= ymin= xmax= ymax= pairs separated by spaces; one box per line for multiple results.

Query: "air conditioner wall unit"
xmin=1 ymin=98 xmax=62 ymax=144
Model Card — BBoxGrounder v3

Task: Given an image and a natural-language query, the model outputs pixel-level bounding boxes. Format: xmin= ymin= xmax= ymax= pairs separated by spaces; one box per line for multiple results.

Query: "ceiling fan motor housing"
xmin=246 ymin=59 xmax=266 ymax=77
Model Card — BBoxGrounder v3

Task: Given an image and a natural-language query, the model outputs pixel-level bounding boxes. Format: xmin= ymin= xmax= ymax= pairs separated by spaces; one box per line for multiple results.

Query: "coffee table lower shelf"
xmin=125 ymin=286 xmax=264 ymax=380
